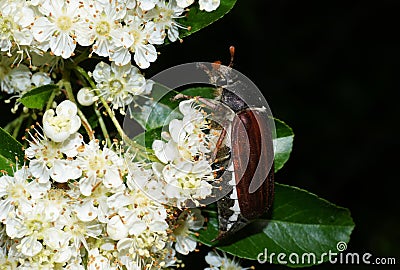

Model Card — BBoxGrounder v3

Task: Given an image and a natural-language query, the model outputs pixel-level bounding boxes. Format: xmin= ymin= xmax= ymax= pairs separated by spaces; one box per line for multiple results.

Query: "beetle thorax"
xmin=221 ymin=89 xmax=248 ymax=112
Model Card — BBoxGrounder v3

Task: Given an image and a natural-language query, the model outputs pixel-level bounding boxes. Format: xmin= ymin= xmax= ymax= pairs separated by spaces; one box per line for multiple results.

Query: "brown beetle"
xmin=210 ymin=47 xmax=275 ymax=240
xmin=173 ymin=49 xmax=275 ymax=240
xmin=214 ymin=88 xmax=274 ymax=240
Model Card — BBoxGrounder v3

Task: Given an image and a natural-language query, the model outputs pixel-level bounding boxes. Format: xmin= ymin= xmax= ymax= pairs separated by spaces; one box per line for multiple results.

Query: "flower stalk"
xmin=61 ymin=69 xmax=94 ymax=140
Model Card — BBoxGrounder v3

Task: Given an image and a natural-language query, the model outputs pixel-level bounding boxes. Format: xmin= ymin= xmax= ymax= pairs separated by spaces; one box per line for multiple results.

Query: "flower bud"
xmin=43 ymin=100 xmax=81 ymax=142
xmin=77 ymin=87 xmax=95 ymax=106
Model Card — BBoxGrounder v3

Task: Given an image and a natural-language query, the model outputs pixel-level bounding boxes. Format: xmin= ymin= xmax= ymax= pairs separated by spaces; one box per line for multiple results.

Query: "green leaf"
xmin=274 ymin=119 xmax=294 ymax=172
xmin=132 ymin=127 xmax=162 ymax=149
xmin=157 ymin=86 xmax=218 ymax=109
xmin=129 ymin=99 xmax=182 ymax=130
xmin=19 ymin=84 xmax=58 ymax=109
xmin=130 ymin=86 xmax=217 ymax=130
xmin=0 ymin=127 xmax=25 ymax=175
xmin=181 ymin=87 xmax=218 ymax=99
xmin=178 ymin=0 xmax=237 ymax=40
xmin=197 ymin=183 xmax=354 ymax=267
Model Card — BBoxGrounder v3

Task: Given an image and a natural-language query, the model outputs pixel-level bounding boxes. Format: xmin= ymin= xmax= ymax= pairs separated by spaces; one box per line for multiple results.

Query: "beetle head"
xmin=221 ymin=89 xmax=248 ymax=113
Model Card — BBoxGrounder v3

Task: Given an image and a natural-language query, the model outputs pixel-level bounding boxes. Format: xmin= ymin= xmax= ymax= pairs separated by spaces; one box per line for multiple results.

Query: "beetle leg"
xmin=211 ymin=128 xmax=227 ymax=162
xmin=172 ymin=93 xmax=192 ymax=101
xmin=173 ymin=93 xmax=222 ymax=111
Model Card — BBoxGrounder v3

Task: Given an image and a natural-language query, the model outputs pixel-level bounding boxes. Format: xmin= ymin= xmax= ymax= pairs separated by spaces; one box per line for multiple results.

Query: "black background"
xmin=153 ymin=0 xmax=400 ymax=269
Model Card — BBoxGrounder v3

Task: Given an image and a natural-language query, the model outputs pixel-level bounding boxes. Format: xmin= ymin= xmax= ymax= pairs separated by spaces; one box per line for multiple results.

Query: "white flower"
xmin=74 ymin=200 xmax=98 ymax=222
xmin=64 ymin=254 xmax=85 ymax=270
xmin=87 ymin=248 xmax=112 ymax=270
xmin=162 ymin=160 xmax=214 ymax=207
xmin=107 ymin=215 xmax=129 ymax=241
xmin=126 ymin=161 xmax=167 ymax=204
xmin=43 ymin=227 xmax=72 ymax=263
xmin=43 ymin=100 xmax=81 ymax=142
xmin=151 ymin=99 xmax=221 ymax=207
xmin=111 ymin=18 xmax=159 ymax=68
xmin=137 ymin=0 xmax=158 ymax=11
xmin=152 ymin=99 xmax=218 ymax=164
xmin=31 ymin=0 xmax=89 ymax=58
xmin=0 ymin=56 xmax=32 ymax=94
xmin=152 ymin=139 xmax=179 ymax=164
xmin=25 ymin=131 xmax=83 ymax=183
xmin=77 ymin=1 xmax=133 ymax=58
xmin=0 ymin=1 xmax=35 ymax=52
xmin=62 ymin=212 xmax=103 ymax=252
xmin=152 ymin=0 xmax=186 ymax=42
xmin=77 ymin=87 xmax=95 ymax=106
xmin=31 ymin=72 xmax=52 ymax=87
xmin=173 ymin=208 xmax=204 ymax=255
xmin=116 ymin=229 xmax=170 ymax=268
xmin=205 ymin=251 xmax=247 ymax=270
xmin=0 ymin=245 xmax=18 ymax=268
xmin=107 ymin=189 xmax=168 ymax=238
xmin=125 ymin=162 xmax=153 ymax=192
xmin=5 ymin=200 xmax=60 ymax=257
xmin=0 ymin=168 xmax=49 ymax=223
xmin=75 ymin=140 xmax=124 ymax=196
xmin=199 ymin=0 xmax=221 ymax=12
xmin=176 ymin=0 xmax=195 ymax=9
xmin=93 ymin=61 xmax=149 ymax=111
xmin=67 ymin=178 xmax=116 ymax=224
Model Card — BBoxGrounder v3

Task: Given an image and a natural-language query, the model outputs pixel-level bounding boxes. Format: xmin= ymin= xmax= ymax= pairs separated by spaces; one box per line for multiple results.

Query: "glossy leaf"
xmin=157 ymin=86 xmax=217 ymax=109
xmin=197 ymin=183 xmax=354 ymax=267
xmin=19 ymin=84 xmax=58 ymax=109
xmin=181 ymin=86 xmax=218 ymax=99
xmin=178 ymin=0 xmax=237 ymax=40
xmin=132 ymin=127 xmax=162 ymax=149
xmin=130 ymin=86 xmax=217 ymax=130
xmin=0 ymin=127 xmax=25 ymax=175
xmin=274 ymin=119 xmax=294 ymax=172
xmin=129 ymin=98 xmax=182 ymax=130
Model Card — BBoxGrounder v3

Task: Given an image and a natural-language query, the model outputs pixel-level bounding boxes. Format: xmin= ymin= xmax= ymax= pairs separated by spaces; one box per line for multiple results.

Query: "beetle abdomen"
xmin=232 ymin=109 xmax=274 ymax=220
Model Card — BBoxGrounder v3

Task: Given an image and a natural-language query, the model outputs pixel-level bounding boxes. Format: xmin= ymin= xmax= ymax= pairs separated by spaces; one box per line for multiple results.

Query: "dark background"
xmin=153 ymin=0 xmax=400 ymax=269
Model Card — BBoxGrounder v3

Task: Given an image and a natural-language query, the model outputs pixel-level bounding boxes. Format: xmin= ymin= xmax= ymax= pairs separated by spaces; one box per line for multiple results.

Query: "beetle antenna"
xmin=229 ymin=46 xmax=235 ymax=67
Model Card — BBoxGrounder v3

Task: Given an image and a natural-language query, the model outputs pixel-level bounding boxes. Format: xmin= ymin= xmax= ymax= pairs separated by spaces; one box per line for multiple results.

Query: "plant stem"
xmin=94 ymin=104 xmax=111 ymax=147
xmin=96 ymin=95 xmax=151 ymax=159
xmin=75 ymin=67 xmax=111 ymax=147
xmin=75 ymin=66 xmax=96 ymax=88
xmin=73 ymin=65 xmax=159 ymax=162
xmin=45 ymin=87 xmax=57 ymax=111
xmin=5 ymin=113 xmax=29 ymax=139
xmin=12 ymin=117 xmax=23 ymax=139
xmin=70 ymin=48 xmax=90 ymax=65
xmin=62 ymin=70 xmax=94 ymax=140
xmin=3 ymin=117 xmax=17 ymax=133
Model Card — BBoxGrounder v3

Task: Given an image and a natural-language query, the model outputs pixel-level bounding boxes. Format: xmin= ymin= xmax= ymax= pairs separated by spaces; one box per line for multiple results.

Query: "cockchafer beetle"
xmin=175 ymin=47 xmax=275 ymax=240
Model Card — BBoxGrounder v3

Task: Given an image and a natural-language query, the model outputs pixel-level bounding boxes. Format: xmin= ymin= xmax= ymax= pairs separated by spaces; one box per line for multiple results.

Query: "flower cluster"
xmin=0 ymin=1 xmax=247 ymax=269
xmin=205 ymin=251 xmax=248 ymax=270
xmin=0 ymin=100 xmax=209 ymax=268
xmin=1 ymin=0 xmax=221 ymax=114
xmin=0 ymin=54 xmax=52 ymax=101
xmin=152 ymin=99 xmax=222 ymax=208
xmin=91 ymin=61 xmax=153 ymax=113
xmin=0 ymin=0 xmax=219 ymax=69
